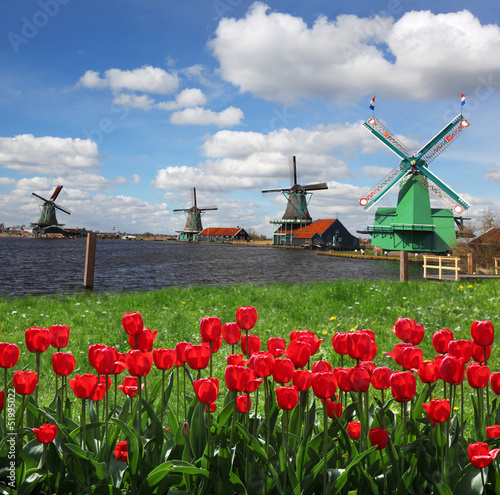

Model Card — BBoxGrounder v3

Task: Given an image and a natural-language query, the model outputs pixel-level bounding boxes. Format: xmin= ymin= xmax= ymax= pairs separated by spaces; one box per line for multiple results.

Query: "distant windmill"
xmin=263 ymin=156 xmax=328 ymax=245
xmin=31 ymin=185 xmax=70 ymax=232
xmin=174 ymin=187 xmax=218 ymax=241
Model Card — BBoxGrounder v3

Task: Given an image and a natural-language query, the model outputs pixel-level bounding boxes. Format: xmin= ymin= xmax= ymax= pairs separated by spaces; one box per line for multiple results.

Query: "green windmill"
xmin=359 ymin=107 xmax=471 ymax=253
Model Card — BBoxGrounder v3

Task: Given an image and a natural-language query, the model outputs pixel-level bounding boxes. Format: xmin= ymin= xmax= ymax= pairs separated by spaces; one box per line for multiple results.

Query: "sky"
xmin=1 ymin=0 xmax=500 ymax=237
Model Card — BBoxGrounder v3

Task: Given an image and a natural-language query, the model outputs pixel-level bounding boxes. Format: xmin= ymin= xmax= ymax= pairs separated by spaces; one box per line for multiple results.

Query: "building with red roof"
xmin=198 ymin=227 xmax=250 ymax=243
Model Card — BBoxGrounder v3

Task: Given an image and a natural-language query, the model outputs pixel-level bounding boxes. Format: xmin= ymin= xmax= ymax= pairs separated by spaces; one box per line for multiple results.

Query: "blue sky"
xmin=1 ymin=0 xmax=499 ymax=236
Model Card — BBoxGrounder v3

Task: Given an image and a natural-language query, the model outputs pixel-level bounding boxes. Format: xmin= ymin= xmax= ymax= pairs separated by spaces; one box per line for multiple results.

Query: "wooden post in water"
xmin=400 ymin=250 xmax=409 ymax=282
xmin=468 ymin=252 xmax=476 ymax=275
xmin=83 ymin=232 xmax=97 ymax=289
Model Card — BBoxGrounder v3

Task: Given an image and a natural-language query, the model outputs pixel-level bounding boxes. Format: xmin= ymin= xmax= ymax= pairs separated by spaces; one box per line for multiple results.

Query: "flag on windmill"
xmin=369 ymin=96 xmax=376 ymax=111
xmin=461 ymin=94 xmax=466 ymax=106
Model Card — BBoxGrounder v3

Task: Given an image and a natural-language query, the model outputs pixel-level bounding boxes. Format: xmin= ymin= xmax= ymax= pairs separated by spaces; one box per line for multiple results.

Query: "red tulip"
xmin=113 ymin=440 xmax=128 ymax=462
xmin=312 ymin=371 xmax=338 ymax=399
xmin=369 ymin=427 xmax=389 ymax=450
xmin=206 ymin=337 xmax=222 ymax=354
xmin=0 ymin=343 xmax=20 ymax=368
xmin=371 ymin=367 xmax=392 ymax=390
xmin=193 ymin=377 xmax=219 ymax=404
xmin=239 ymin=368 xmax=263 ymax=393
xmin=122 ymin=312 xmax=143 ymax=336
xmin=118 ymin=376 xmax=143 ymax=397
xmin=390 ymin=371 xmax=416 ymax=403
xmin=267 ymin=337 xmax=286 ymax=357
xmin=93 ymin=346 xmax=119 ymax=375
xmin=206 ymin=402 xmax=217 ymax=413
xmin=439 ymin=355 xmax=465 ymax=385
xmin=312 ymin=361 xmax=332 ymax=373
xmin=123 ymin=350 xmax=153 ymax=376
xmin=285 ymin=340 xmax=312 ymax=368
xmin=326 ymin=398 xmax=342 ymax=419
xmin=25 ymin=326 xmax=51 ymax=353
xmin=347 ymin=421 xmax=361 ymax=439
xmin=200 ymin=317 xmax=222 ymax=343
xmin=241 ymin=334 xmax=261 ymax=356
xmin=222 ymin=322 xmax=241 ymax=345
xmin=185 ymin=344 xmax=211 ymax=370
xmin=175 ymin=342 xmax=190 ymax=365
xmin=69 ymin=373 xmax=98 ymax=399
xmin=290 ymin=331 xmax=322 ymax=355
xmin=273 ymin=358 xmax=295 ymax=384
xmin=13 ymin=370 xmax=38 ymax=395
xmin=49 ymin=324 xmax=70 ymax=348
xmin=385 ymin=342 xmax=413 ymax=367
xmin=346 ymin=331 xmax=376 ymax=361
xmin=467 ymin=363 xmax=490 ymax=389
xmin=332 ymin=332 xmax=348 ymax=355
xmin=422 ymin=399 xmax=450 ymax=427
xmin=432 ymin=329 xmax=454 ymax=354
xmin=113 ymin=352 xmax=127 ymax=375
xmin=448 ymin=340 xmax=473 ymax=363
xmin=249 ymin=351 xmax=275 ymax=378
xmin=334 ymin=368 xmax=352 ymax=392
xmin=236 ymin=306 xmax=258 ymax=330
xmin=486 ymin=425 xmax=500 ymax=439
xmin=418 ymin=361 xmax=440 ymax=384
xmin=276 ymin=385 xmax=299 ymax=410
xmin=91 ymin=378 xmax=108 ymax=401
xmin=227 ymin=354 xmax=247 ymax=367
xmin=471 ymin=342 xmax=491 ymax=364
xmin=225 ymin=365 xmax=245 ymax=392
xmin=236 ymin=394 xmax=251 ymax=413
xmin=128 ymin=328 xmax=158 ymax=352
xmin=293 ymin=369 xmax=312 ymax=391
xmin=348 ymin=366 xmax=371 ymax=393
xmin=393 ymin=318 xmax=415 ymax=341
xmin=153 ymin=348 xmax=177 ymax=370
xmin=32 ymin=423 xmax=57 ymax=444
xmin=471 ymin=320 xmax=495 ymax=348
xmin=468 ymin=442 xmax=500 ymax=468
xmin=409 ymin=323 xmax=425 ymax=345
xmin=88 ymin=344 xmax=106 ymax=368
xmin=399 ymin=345 xmax=423 ymax=371
xmin=491 ymin=372 xmax=500 ymax=395
xmin=52 ymin=352 xmax=76 ymax=376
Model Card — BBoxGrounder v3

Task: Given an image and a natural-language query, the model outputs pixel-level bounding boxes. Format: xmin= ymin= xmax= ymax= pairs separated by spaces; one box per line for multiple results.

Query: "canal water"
xmin=0 ymin=237 xmax=423 ymax=297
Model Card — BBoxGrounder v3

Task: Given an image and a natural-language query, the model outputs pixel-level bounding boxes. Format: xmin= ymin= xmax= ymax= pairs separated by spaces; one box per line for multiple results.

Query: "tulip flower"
xmin=249 ymin=351 xmax=275 ymax=377
xmin=371 ymin=367 xmax=392 ymax=390
xmin=292 ymin=369 xmax=312 ymax=391
xmin=418 ymin=361 xmax=440 ymax=384
xmin=290 ymin=331 xmax=322 ymax=355
xmin=123 ymin=350 xmax=153 ymax=376
xmin=312 ymin=371 xmax=338 ymax=399
xmin=113 ymin=440 xmax=128 ymax=462
xmin=471 ymin=320 xmax=494 ymax=348
xmin=121 ymin=312 xmax=143 ymax=336
xmin=241 ymin=334 xmax=261 ymax=356
xmin=236 ymin=306 xmax=258 ymax=330
xmin=467 ymin=363 xmax=490 ymax=389
xmin=409 ymin=323 xmax=425 ymax=345
xmin=385 ymin=342 xmax=413 ymax=367
xmin=432 ymin=329 xmax=454 ymax=354
xmin=153 ymin=348 xmax=177 ymax=370
xmin=326 ymin=398 xmax=342 ymax=419
xmin=25 ymin=326 xmax=51 ymax=353
xmin=184 ymin=344 xmax=211 ymax=370
xmin=471 ymin=342 xmax=491 ymax=364
xmin=346 ymin=331 xmax=376 ymax=361
xmin=193 ymin=377 xmax=219 ymax=404
xmin=468 ymin=442 xmax=500 ymax=468
xmin=422 ymin=399 xmax=450 ymax=427
xmin=486 ymin=425 xmax=500 ymax=439
xmin=33 ymin=423 xmax=57 ymax=444
xmin=118 ymin=376 xmax=143 ymax=398
xmin=227 ymin=353 xmax=247 ymax=367
xmin=175 ymin=341 xmax=190 ymax=366
xmin=88 ymin=344 xmax=107 ymax=368
xmin=200 ymin=317 xmax=222 ymax=343
xmin=312 ymin=360 xmax=332 ymax=373
xmin=273 ymin=358 xmax=295 ymax=384
xmin=347 ymin=421 xmax=361 ymax=440
xmin=235 ymin=367 xmax=262 ymax=394
xmin=491 ymin=372 xmax=500 ymax=395
xmin=399 ymin=346 xmax=423 ymax=371
xmin=225 ymin=365 xmax=245 ymax=392
xmin=332 ymin=332 xmax=348 ymax=355
xmin=276 ymin=385 xmax=299 ymax=410
xmin=392 ymin=318 xmax=416 ymax=341
xmin=69 ymin=373 xmax=98 ymax=399
xmin=390 ymin=371 xmax=416 ymax=403
xmin=52 ymin=352 xmax=76 ymax=376
xmin=222 ymin=322 xmax=241 ymax=345
xmin=13 ymin=370 xmax=38 ymax=395
xmin=334 ymin=368 xmax=352 ymax=392
xmin=438 ymin=355 xmax=465 ymax=385
xmin=369 ymin=427 xmax=389 ymax=450
xmin=348 ymin=366 xmax=371 ymax=393
xmin=236 ymin=394 xmax=251 ymax=413
xmin=267 ymin=337 xmax=286 ymax=357
xmin=448 ymin=340 xmax=473 ymax=363
xmin=285 ymin=340 xmax=312 ymax=368
xmin=49 ymin=324 xmax=70 ymax=349
xmin=0 ymin=342 xmax=20 ymax=368
xmin=93 ymin=346 xmax=119 ymax=375
xmin=128 ymin=328 xmax=157 ymax=352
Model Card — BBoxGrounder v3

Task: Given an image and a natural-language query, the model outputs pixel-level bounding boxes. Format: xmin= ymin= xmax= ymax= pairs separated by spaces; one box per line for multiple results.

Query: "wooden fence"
xmin=423 ymin=255 xmax=461 ymax=281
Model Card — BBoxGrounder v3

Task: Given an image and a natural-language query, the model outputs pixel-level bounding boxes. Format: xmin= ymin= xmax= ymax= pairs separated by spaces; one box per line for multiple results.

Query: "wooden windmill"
xmin=359 ymin=102 xmax=470 ymax=252
xmin=263 ymin=156 xmax=328 ymax=245
xmin=31 ymin=185 xmax=71 ymax=234
xmin=174 ymin=187 xmax=217 ymax=241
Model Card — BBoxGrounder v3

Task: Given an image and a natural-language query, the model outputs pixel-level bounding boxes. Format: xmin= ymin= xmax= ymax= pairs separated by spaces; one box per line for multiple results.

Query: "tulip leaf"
xmin=455 ymin=464 xmax=484 ymax=495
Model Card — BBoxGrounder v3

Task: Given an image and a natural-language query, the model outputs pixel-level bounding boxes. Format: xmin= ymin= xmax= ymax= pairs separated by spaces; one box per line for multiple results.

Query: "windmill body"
xmin=359 ymin=111 xmax=470 ymax=252
xmin=31 ymin=185 xmax=71 ymax=235
xmin=263 ymin=157 xmax=328 ymax=245
xmin=174 ymin=188 xmax=217 ymax=241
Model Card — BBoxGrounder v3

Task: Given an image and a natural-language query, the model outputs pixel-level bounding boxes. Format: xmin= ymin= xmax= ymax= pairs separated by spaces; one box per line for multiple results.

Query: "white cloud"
xmin=169 ymin=106 xmax=244 ymax=127
xmin=210 ymin=4 xmax=500 ymax=104
xmin=484 ymin=166 xmax=500 ymax=182
xmin=113 ymin=93 xmax=155 ymax=110
xmin=361 ymin=165 xmax=394 ymax=178
xmin=0 ymin=135 xmax=101 ymax=175
xmin=79 ymin=65 xmax=179 ymax=95
xmin=157 ymin=88 xmax=207 ymax=110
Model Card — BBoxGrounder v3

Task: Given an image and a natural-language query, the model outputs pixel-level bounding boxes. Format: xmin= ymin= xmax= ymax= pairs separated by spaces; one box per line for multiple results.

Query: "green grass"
xmin=1 ymin=279 xmax=500 ymax=414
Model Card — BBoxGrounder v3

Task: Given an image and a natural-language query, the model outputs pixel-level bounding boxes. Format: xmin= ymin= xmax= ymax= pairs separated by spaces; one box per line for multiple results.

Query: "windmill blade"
xmin=289 ymin=156 xmax=298 ymax=185
xmin=192 ymin=187 xmax=197 ymax=208
xmin=416 ymin=165 xmax=470 ymax=212
xmin=54 ymin=203 xmax=71 ymax=215
xmin=363 ymin=117 xmax=412 ymax=161
xmin=173 ymin=208 xmax=190 ymax=212
xmin=32 ymin=192 xmax=50 ymax=203
xmin=262 ymin=188 xmax=290 ymax=194
xmin=416 ymin=115 xmax=470 ymax=165
xmin=302 ymin=182 xmax=328 ymax=191
xmin=359 ymin=165 xmax=409 ymax=210
xmin=199 ymin=206 xmax=218 ymax=211
xmin=50 ymin=185 xmax=63 ymax=201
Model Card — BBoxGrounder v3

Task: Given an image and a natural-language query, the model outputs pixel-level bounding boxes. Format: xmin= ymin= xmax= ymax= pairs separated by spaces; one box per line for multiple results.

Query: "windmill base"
xmin=369 ymin=207 xmax=457 ymax=253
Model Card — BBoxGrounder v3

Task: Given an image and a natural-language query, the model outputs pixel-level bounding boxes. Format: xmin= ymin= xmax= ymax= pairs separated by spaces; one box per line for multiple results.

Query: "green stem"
xmin=4 ymin=368 xmax=8 ymax=435
xmin=176 ymin=366 xmax=180 ymax=422
xmin=183 ymin=366 xmax=187 ymax=420
xmin=461 ymin=381 xmax=464 ymax=427
xmin=323 ymin=399 xmax=328 ymax=495
xmin=137 ymin=376 xmax=142 ymax=439
xmin=229 ymin=391 xmax=237 ymax=448
xmin=358 ymin=392 xmax=364 ymax=452
xmin=114 ymin=374 xmax=117 ymax=416
xmin=403 ymin=401 xmax=407 ymax=472
xmin=379 ymin=449 xmax=387 ymax=494
xmin=35 ymin=352 xmax=40 ymax=404
xmin=264 ymin=378 xmax=270 ymax=458
xmin=161 ymin=369 xmax=165 ymax=427
xmin=105 ymin=376 xmax=109 ymax=449
xmin=81 ymin=398 xmax=86 ymax=449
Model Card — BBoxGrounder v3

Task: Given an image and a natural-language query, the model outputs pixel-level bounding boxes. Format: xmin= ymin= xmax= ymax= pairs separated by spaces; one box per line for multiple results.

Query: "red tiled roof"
xmin=292 ymin=219 xmax=337 ymax=239
xmin=471 ymin=228 xmax=500 ymax=244
xmin=199 ymin=227 xmax=243 ymax=237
